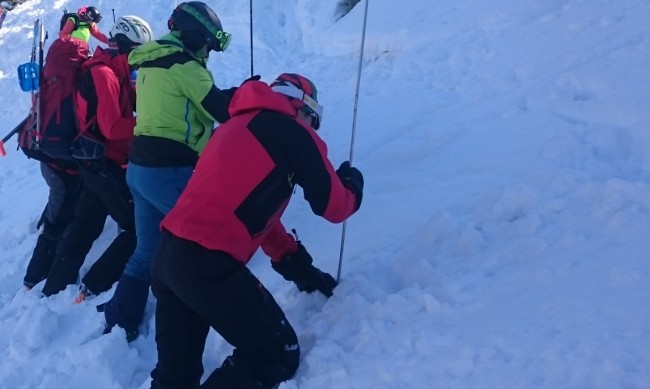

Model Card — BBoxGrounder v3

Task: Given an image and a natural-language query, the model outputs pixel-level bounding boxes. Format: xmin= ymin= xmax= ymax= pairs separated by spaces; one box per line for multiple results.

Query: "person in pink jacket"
xmin=149 ymin=73 xmax=364 ymax=388
xmin=59 ymin=6 xmax=109 ymax=46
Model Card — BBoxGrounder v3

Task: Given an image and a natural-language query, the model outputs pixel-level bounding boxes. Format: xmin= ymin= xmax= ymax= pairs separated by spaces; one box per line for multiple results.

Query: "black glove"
xmin=221 ymin=75 xmax=261 ymax=99
xmin=272 ymin=243 xmax=337 ymax=298
xmin=336 ymin=161 xmax=364 ymax=211
xmin=243 ymin=74 xmax=261 ymax=84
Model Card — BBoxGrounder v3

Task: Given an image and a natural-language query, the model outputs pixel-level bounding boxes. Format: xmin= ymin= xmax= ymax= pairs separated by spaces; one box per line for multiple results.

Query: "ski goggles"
xmin=179 ymin=3 xmax=232 ymax=52
xmin=271 ymin=83 xmax=324 ymax=130
xmin=206 ymin=30 xmax=231 ymax=52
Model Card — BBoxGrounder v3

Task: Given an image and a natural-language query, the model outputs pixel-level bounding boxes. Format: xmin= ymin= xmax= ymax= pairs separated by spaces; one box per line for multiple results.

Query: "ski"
xmin=35 ymin=20 xmax=47 ymax=138
xmin=18 ymin=19 xmax=40 ymax=92
xmin=0 ymin=19 xmax=43 ymax=157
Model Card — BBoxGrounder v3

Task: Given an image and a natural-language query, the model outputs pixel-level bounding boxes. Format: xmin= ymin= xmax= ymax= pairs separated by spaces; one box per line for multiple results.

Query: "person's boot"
xmin=73 ymin=284 xmax=95 ymax=304
xmin=202 ymin=356 xmax=285 ymax=389
xmin=103 ymin=274 xmax=150 ymax=342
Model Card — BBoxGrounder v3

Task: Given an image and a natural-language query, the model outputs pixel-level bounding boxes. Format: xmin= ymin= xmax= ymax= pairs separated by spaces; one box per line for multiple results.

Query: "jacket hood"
xmin=128 ymin=33 xmax=205 ymax=66
xmin=83 ymin=46 xmax=130 ymax=78
xmin=229 ymin=80 xmax=297 ymax=118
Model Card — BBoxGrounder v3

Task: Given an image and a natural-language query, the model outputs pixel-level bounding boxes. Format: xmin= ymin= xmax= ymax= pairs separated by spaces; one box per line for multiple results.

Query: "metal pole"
xmin=336 ymin=0 xmax=370 ymax=283
xmin=249 ymin=0 xmax=254 ymax=77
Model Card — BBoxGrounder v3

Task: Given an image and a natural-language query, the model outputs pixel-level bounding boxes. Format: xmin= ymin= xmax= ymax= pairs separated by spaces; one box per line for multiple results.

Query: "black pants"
xmin=42 ymin=159 xmax=136 ymax=297
xmin=23 ymin=162 xmax=81 ymax=288
xmin=150 ymin=231 xmax=299 ymax=389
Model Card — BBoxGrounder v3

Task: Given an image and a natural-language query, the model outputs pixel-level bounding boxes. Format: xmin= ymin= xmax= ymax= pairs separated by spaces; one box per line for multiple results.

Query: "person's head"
xmin=109 ymin=15 xmax=154 ymax=55
xmin=271 ymin=73 xmax=324 ymax=131
xmin=78 ymin=6 xmax=102 ymax=24
xmin=167 ymin=1 xmax=231 ymax=55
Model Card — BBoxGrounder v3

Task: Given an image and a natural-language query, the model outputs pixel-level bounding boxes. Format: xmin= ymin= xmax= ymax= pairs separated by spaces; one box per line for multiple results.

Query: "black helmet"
xmin=79 ymin=6 xmax=102 ymax=23
xmin=167 ymin=1 xmax=231 ymax=52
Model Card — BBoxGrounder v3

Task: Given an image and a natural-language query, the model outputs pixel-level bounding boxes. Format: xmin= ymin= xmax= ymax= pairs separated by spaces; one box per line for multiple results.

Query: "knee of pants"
xmin=123 ymin=254 xmax=152 ymax=281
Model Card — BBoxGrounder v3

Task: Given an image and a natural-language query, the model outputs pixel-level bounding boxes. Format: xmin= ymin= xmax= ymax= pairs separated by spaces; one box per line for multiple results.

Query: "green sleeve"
xmin=174 ymin=61 xmax=217 ymax=122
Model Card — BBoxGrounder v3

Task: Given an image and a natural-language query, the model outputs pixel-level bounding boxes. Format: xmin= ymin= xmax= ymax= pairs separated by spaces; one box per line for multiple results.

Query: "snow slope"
xmin=0 ymin=0 xmax=649 ymax=387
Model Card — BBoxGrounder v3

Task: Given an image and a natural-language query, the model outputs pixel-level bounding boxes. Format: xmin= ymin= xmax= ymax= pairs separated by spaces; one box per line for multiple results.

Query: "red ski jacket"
xmin=161 ymin=80 xmax=359 ymax=263
xmin=74 ymin=47 xmax=136 ymax=164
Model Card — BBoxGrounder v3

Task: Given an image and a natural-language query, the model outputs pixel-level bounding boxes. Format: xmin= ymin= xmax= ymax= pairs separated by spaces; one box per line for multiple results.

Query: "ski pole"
xmin=111 ymin=9 xmax=115 ymax=23
xmin=336 ymin=0 xmax=370 ymax=283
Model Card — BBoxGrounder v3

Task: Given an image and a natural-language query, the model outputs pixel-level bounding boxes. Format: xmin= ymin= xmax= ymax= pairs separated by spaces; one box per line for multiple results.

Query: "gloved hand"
xmin=336 ymin=161 xmax=364 ymax=211
xmin=272 ymin=243 xmax=337 ymax=297
xmin=242 ymin=74 xmax=261 ymax=84
xmin=222 ymin=75 xmax=262 ymax=99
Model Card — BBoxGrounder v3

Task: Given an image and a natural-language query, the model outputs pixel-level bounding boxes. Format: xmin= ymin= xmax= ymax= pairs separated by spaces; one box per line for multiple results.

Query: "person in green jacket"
xmin=101 ymin=1 xmax=236 ymax=342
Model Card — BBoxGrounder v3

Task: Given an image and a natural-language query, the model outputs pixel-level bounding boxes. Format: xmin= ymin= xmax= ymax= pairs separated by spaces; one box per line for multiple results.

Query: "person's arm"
xmin=92 ymin=67 xmax=135 ymax=140
xmin=177 ymin=63 xmax=231 ymax=124
xmin=58 ymin=19 xmax=75 ymax=40
xmin=287 ymin=122 xmax=360 ymax=223
xmin=200 ymin=85 xmax=232 ymax=124
xmin=260 ymin=220 xmax=298 ymax=262
xmin=89 ymin=23 xmax=109 ymax=44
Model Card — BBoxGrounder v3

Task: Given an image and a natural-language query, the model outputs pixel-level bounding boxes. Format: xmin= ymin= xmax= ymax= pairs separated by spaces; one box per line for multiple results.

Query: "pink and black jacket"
xmin=161 ymin=80 xmax=359 ymax=264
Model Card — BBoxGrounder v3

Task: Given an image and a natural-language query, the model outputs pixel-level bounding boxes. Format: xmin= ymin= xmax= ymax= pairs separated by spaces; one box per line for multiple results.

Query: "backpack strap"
xmin=70 ymin=15 xmax=80 ymax=30
xmin=60 ymin=13 xmax=81 ymax=32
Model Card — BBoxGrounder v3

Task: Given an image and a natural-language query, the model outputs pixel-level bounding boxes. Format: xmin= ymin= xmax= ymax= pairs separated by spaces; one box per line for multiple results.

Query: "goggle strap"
xmin=271 ymin=84 xmax=323 ymax=117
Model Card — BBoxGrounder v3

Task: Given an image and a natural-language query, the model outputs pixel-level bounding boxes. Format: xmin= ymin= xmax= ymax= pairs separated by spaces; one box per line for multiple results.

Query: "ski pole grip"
xmin=0 ymin=141 xmax=7 ymax=157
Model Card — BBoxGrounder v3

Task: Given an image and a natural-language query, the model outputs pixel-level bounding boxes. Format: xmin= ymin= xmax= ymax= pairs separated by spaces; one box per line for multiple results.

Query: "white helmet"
xmin=110 ymin=15 xmax=154 ymax=46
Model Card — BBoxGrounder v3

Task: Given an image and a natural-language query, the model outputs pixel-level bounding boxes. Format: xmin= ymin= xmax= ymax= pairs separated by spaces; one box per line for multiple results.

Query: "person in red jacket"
xmin=59 ymin=6 xmax=109 ymax=46
xmin=41 ymin=16 xmax=154 ymax=301
xmin=149 ymin=73 xmax=364 ymax=389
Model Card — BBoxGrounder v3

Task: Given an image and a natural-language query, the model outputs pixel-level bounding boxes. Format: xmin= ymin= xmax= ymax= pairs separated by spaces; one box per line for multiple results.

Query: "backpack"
xmin=18 ymin=37 xmax=89 ymax=162
xmin=59 ymin=12 xmax=79 ymax=32
xmin=70 ymin=64 xmax=106 ymax=160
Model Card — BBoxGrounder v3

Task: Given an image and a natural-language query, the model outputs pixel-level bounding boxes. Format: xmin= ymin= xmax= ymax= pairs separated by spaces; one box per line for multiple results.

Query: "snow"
xmin=1 ymin=0 xmax=649 ymax=388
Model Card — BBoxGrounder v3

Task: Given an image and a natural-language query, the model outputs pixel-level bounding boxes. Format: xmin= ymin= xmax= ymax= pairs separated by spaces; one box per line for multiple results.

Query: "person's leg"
xmin=41 ymin=183 xmax=107 ymax=297
xmin=124 ymin=164 xmax=194 ymax=280
xmin=80 ymin=230 xmax=136 ymax=296
xmin=105 ymin=164 xmax=194 ymax=335
xmin=24 ymin=163 xmax=81 ymax=288
xmin=39 ymin=162 xmax=81 ymax=231
xmin=153 ymin=232 xmax=300 ymax=389
xmin=79 ymin=161 xmax=135 ymax=295
xmin=150 ymin=231 xmax=210 ymax=389
xmin=198 ymin=268 xmax=300 ymax=389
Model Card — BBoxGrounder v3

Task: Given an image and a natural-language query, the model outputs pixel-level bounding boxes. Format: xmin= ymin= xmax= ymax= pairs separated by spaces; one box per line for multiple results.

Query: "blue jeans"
xmin=123 ymin=163 xmax=194 ymax=281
